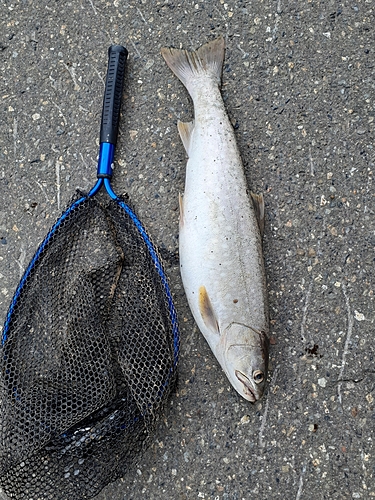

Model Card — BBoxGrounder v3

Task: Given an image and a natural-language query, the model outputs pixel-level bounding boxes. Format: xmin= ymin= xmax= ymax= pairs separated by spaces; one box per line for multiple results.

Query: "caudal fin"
xmin=161 ymin=37 xmax=225 ymax=93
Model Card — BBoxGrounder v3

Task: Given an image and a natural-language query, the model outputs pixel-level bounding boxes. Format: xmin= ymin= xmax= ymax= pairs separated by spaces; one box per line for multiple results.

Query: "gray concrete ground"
xmin=1 ymin=0 xmax=374 ymax=499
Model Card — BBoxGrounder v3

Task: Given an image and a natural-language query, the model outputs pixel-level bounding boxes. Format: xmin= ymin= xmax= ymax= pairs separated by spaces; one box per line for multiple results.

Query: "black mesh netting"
xmin=0 ymin=191 xmax=179 ymax=500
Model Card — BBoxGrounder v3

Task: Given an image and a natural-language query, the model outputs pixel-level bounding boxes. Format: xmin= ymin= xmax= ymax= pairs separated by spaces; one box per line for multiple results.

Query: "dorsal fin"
xmin=250 ymin=192 xmax=265 ymax=239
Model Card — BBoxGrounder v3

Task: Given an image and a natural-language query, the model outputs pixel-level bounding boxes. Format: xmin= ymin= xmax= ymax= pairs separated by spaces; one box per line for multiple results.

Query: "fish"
xmin=161 ymin=37 xmax=269 ymax=402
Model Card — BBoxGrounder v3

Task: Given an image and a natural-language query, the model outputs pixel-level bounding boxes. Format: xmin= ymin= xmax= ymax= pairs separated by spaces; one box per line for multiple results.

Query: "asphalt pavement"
xmin=0 ymin=0 xmax=374 ymax=499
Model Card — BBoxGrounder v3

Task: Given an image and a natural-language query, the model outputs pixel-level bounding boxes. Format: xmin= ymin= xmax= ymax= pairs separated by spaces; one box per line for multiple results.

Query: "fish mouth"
xmin=235 ymin=370 xmax=257 ymax=403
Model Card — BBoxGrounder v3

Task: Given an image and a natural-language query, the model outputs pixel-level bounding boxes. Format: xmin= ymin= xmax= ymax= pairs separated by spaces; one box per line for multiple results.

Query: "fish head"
xmin=222 ymin=322 xmax=269 ymax=403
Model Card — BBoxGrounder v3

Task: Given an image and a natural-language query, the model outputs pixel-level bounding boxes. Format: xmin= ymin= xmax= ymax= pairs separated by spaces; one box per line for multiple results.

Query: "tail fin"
xmin=161 ymin=37 xmax=225 ymax=93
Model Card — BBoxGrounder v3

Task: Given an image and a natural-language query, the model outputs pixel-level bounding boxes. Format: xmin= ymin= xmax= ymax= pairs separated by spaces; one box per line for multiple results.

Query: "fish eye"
xmin=253 ymin=370 xmax=264 ymax=384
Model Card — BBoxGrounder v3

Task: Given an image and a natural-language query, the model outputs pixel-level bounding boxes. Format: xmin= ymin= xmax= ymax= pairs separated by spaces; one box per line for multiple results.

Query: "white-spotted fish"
xmin=161 ymin=37 xmax=269 ymax=402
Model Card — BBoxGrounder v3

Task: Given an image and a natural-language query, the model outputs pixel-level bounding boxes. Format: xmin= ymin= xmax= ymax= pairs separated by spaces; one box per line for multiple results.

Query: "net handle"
xmin=97 ymin=45 xmax=128 ymax=180
xmin=100 ymin=45 xmax=128 ymax=145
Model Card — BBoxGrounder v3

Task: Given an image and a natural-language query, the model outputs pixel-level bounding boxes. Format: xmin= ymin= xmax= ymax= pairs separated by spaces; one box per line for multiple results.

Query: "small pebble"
xmin=354 ymin=310 xmax=365 ymax=321
xmin=318 ymin=378 xmax=327 ymax=388
xmin=240 ymin=415 xmax=250 ymax=424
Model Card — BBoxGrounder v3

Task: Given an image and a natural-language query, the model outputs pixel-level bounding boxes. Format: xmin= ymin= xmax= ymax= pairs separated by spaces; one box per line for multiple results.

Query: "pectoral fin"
xmin=198 ymin=286 xmax=220 ymax=335
xmin=250 ymin=192 xmax=265 ymax=239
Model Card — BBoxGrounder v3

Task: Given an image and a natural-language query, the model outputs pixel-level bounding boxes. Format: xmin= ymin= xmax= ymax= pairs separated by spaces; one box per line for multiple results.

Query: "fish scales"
xmin=162 ymin=37 xmax=269 ymax=402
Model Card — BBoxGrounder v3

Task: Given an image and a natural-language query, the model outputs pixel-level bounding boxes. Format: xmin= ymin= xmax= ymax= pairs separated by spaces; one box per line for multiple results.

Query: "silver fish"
xmin=161 ymin=37 xmax=269 ymax=402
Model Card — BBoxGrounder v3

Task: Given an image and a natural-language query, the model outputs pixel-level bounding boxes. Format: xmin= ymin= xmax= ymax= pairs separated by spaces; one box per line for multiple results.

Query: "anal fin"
xmin=179 ymin=192 xmax=184 ymax=227
xmin=177 ymin=120 xmax=194 ymax=156
xmin=198 ymin=286 xmax=220 ymax=335
xmin=251 ymin=192 xmax=265 ymax=239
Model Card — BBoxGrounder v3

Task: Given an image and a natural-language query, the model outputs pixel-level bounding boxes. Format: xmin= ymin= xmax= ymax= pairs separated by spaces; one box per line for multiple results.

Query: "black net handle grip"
xmin=100 ymin=45 xmax=128 ymax=145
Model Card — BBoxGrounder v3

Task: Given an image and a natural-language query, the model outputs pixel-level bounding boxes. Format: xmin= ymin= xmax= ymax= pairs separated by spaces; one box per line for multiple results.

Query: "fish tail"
xmin=161 ymin=37 xmax=225 ymax=94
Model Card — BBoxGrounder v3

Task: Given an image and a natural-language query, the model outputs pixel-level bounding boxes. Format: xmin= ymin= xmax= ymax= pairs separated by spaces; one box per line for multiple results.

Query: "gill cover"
xmin=223 ymin=322 xmax=269 ymax=402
